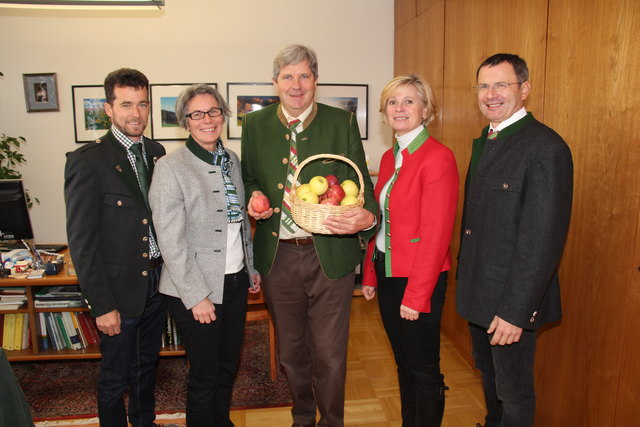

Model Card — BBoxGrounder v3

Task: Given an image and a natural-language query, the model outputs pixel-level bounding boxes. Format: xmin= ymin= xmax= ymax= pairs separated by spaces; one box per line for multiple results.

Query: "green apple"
xmin=309 ymin=175 xmax=329 ymax=195
xmin=340 ymin=179 xmax=359 ymax=197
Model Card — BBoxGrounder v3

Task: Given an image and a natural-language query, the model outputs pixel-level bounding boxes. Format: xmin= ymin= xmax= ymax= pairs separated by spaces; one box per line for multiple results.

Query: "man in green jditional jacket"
xmin=241 ymin=44 xmax=378 ymax=427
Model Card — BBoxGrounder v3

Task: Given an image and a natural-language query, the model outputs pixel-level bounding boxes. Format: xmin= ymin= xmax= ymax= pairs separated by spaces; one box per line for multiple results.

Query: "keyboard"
xmin=0 ymin=243 xmax=68 ymax=253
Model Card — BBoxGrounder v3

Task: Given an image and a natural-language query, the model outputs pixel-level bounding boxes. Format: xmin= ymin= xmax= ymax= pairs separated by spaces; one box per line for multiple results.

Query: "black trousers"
xmin=98 ymin=266 xmax=166 ymax=427
xmin=469 ymin=322 xmax=537 ymax=427
xmin=166 ymin=269 xmax=249 ymax=427
xmin=375 ymin=253 xmax=448 ymax=427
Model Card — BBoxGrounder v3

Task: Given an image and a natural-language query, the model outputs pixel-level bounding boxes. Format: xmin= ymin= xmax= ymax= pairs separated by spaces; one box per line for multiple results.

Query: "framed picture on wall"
xmin=72 ymin=85 xmax=110 ymax=143
xmin=150 ymin=83 xmax=217 ymax=141
xmin=226 ymin=82 xmax=279 ymax=140
xmin=23 ymin=73 xmax=59 ymax=112
xmin=226 ymin=82 xmax=369 ymax=140
xmin=316 ymin=84 xmax=368 ymax=139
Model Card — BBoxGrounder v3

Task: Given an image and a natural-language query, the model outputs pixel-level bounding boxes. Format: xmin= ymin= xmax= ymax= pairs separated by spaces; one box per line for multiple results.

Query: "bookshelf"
xmin=0 ymin=249 xmax=184 ymax=361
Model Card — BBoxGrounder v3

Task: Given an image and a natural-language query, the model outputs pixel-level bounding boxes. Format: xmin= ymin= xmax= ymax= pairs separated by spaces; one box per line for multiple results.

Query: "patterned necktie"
xmin=130 ymin=142 xmax=150 ymax=206
xmin=281 ymin=119 xmax=301 ymax=234
xmin=487 ymin=129 xmax=499 ymax=140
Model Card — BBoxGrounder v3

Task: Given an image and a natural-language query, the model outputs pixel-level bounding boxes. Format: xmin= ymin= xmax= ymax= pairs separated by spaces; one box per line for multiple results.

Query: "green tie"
xmin=130 ymin=142 xmax=150 ymax=205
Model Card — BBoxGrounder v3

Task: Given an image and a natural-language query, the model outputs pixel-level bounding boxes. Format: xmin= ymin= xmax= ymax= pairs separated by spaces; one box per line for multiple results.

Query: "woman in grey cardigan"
xmin=149 ymin=84 xmax=260 ymax=426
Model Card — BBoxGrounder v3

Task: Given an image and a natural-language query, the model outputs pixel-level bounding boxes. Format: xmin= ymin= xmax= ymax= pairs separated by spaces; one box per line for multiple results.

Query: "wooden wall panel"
xmin=536 ymin=0 xmax=640 ymax=425
xmin=395 ymin=0 xmax=640 ymax=424
xmin=395 ymin=0 xmax=417 ymax=29
xmin=439 ymin=0 xmax=549 ymax=360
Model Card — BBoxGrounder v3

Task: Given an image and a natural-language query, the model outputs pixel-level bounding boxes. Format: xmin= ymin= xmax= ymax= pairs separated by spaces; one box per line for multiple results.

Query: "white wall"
xmin=0 ymin=0 xmax=394 ymax=243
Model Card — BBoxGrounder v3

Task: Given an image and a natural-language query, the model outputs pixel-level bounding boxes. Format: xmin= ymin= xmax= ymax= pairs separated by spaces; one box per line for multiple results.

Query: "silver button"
xmin=465 ymin=229 xmax=472 ymax=235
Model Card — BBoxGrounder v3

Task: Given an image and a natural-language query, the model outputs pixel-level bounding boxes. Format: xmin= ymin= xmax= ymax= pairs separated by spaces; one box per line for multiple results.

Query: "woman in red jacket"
xmin=362 ymin=75 xmax=459 ymax=426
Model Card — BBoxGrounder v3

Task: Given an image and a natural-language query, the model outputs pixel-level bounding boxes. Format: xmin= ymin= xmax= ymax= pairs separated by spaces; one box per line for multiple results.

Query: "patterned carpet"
xmin=13 ymin=320 xmax=292 ymax=420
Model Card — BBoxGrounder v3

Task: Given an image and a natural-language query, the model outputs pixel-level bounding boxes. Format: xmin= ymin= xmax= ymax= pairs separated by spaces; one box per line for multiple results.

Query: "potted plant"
xmin=0 ymin=133 xmax=39 ymax=207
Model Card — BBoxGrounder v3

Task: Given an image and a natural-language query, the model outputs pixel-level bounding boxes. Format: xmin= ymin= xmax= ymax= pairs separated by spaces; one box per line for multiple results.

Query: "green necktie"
xmin=130 ymin=142 xmax=150 ymax=205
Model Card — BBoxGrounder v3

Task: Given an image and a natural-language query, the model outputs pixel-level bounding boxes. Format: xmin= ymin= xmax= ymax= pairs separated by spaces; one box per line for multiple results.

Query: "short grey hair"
xmin=272 ymin=44 xmax=319 ymax=81
xmin=175 ymin=84 xmax=231 ymax=129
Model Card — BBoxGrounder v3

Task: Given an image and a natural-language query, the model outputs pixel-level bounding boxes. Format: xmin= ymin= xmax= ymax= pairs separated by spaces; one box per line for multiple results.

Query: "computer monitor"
xmin=0 ymin=179 xmax=34 ymax=240
xmin=0 ymin=179 xmax=44 ymax=269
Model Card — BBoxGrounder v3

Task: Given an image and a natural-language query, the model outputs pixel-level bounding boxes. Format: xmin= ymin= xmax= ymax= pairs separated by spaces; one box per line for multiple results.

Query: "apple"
xmin=320 ymin=198 xmax=339 ymax=206
xmin=341 ymin=179 xmax=359 ymax=197
xmin=340 ymin=195 xmax=358 ymax=206
xmin=299 ymin=191 xmax=319 ymax=204
xmin=250 ymin=193 xmax=270 ymax=213
xmin=325 ymin=174 xmax=339 ymax=187
xmin=309 ymin=175 xmax=329 ymax=195
xmin=295 ymin=183 xmax=312 ymax=197
xmin=325 ymin=184 xmax=345 ymax=203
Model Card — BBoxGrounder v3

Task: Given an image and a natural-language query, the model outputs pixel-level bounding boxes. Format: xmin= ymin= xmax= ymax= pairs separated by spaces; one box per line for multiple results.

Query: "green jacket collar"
xmin=186 ymin=135 xmax=215 ymax=164
xmin=479 ymin=112 xmax=535 ymax=141
xmin=394 ymin=127 xmax=430 ymax=157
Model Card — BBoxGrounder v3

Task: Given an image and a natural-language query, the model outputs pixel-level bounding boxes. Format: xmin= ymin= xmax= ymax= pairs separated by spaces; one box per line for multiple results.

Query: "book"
xmin=78 ymin=312 xmax=100 ymax=346
xmin=35 ymin=285 xmax=82 ymax=299
xmin=2 ymin=313 xmax=15 ymax=350
xmin=21 ymin=313 xmax=29 ymax=350
xmin=45 ymin=313 xmax=63 ymax=351
xmin=0 ymin=300 xmax=26 ymax=310
xmin=71 ymin=312 xmax=87 ymax=348
xmin=0 ymin=313 xmax=3 ymax=344
xmin=0 ymin=287 xmax=26 ymax=295
xmin=13 ymin=312 xmax=23 ymax=350
xmin=54 ymin=313 xmax=72 ymax=349
xmin=61 ymin=311 xmax=82 ymax=350
xmin=34 ymin=301 xmax=84 ymax=309
xmin=38 ymin=312 xmax=49 ymax=350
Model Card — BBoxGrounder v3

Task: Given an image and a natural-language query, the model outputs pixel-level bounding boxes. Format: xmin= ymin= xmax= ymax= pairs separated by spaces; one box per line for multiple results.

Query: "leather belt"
xmin=280 ymin=237 xmax=314 ymax=246
xmin=148 ymin=256 xmax=163 ymax=269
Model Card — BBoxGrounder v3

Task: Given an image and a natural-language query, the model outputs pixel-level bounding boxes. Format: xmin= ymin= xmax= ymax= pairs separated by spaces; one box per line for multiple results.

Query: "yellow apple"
xmin=299 ymin=191 xmax=319 ymax=204
xmin=340 ymin=179 xmax=359 ymax=197
xmin=340 ymin=195 xmax=358 ymax=206
xmin=309 ymin=175 xmax=329 ymax=195
xmin=295 ymin=183 xmax=312 ymax=197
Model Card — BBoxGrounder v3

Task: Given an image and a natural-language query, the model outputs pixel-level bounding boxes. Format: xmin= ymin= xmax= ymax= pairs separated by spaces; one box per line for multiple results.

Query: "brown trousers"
xmin=262 ymin=241 xmax=355 ymax=427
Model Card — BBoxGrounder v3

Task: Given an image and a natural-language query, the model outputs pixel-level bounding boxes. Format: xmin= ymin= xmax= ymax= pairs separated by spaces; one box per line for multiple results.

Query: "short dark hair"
xmin=104 ymin=68 xmax=149 ymax=104
xmin=476 ymin=53 xmax=529 ymax=83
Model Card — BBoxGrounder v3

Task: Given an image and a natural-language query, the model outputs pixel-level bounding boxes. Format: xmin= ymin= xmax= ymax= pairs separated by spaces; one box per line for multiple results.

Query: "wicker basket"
xmin=289 ymin=153 xmax=365 ymax=234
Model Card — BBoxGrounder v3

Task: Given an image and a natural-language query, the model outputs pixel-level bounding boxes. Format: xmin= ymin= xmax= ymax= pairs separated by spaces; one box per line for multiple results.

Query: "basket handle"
xmin=291 ymin=153 xmax=365 ymax=199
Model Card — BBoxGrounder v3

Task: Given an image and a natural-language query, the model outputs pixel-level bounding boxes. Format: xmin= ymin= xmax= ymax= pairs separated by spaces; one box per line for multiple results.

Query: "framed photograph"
xmin=316 ymin=84 xmax=368 ymax=139
xmin=72 ymin=85 xmax=110 ymax=143
xmin=23 ymin=73 xmax=59 ymax=112
xmin=226 ymin=82 xmax=369 ymax=140
xmin=226 ymin=83 xmax=279 ymax=140
xmin=150 ymin=83 xmax=217 ymax=141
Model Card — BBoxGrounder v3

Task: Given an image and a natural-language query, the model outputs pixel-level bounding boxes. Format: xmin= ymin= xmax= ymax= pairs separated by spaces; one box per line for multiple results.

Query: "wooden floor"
xmin=230 ymin=296 xmax=486 ymax=427
xmin=35 ymin=296 xmax=486 ymax=427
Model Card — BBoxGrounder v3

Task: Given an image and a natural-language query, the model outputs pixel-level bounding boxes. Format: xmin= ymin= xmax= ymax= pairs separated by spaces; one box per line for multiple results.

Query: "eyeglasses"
xmin=185 ymin=107 xmax=223 ymax=120
xmin=474 ymin=82 xmax=522 ymax=93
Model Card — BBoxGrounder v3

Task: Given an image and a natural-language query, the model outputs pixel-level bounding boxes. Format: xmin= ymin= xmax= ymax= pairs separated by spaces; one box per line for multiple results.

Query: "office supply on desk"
xmin=0 ymin=243 xmax=67 ymax=253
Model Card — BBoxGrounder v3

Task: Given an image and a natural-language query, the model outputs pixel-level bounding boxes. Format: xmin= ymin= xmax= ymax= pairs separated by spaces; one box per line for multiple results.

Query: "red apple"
xmin=325 ymin=184 xmax=345 ymax=203
xmin=250 ymin=194 xmax=270 ymax=213
xmin=325 ymin=174 xmax=339 ymax=187
xmin=320 ymin=198 xmax=339 ymax=206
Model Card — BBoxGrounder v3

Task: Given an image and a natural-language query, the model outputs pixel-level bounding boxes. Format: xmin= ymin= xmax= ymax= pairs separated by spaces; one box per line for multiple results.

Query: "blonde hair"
xmin=379 ymin=75 xmax=437 ymax=126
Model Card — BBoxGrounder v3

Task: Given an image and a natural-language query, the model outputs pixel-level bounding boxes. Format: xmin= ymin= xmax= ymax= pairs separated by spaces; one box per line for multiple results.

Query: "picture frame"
xmin=23 ymin=73 xmax=59 ymax=112
xmin=226 ymin=83 xmax=279 ymax=140
xmin=71 ymin=85 xmax=110 ymax=143
xmin=226 ymin=82 xmax=368 ymax=140
xmin=150 ymin=83 xmax=217 ymax=141
xmin=316 ymin=84 xmax=368 ymax=139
